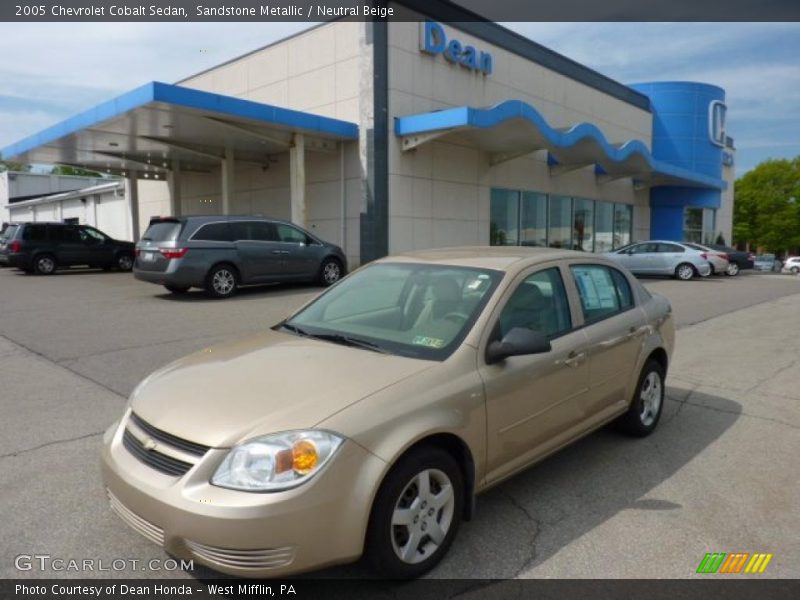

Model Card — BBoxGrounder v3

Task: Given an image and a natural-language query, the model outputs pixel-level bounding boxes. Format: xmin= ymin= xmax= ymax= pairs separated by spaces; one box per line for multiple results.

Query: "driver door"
xmin=479 ymin=265 xmax=590 ymax=485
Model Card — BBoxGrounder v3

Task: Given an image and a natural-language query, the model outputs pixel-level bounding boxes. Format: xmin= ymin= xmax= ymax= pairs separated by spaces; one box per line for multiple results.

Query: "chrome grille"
xmin=129 ymin=412 xmax=210 ymax=457
xmin=185 ymin=540 xmax=295 ymax=570
xmin=107 ymin=489 xmax=165 ymax=546
xmin=122 ymin=413 xmax=209 ymax=477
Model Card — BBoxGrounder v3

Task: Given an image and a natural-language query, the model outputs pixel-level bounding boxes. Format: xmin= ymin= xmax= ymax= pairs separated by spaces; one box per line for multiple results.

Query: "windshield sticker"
xmin=412 ymin=335 xmax=446 ymax=349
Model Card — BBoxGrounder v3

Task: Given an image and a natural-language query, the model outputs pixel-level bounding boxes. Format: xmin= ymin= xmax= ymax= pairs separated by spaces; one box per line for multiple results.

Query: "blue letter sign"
xmin=421 ymin=21 xmax=493 ymax=75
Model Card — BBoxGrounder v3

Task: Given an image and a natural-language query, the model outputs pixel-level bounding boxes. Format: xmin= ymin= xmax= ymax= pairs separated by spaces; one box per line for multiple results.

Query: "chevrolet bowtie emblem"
xmin=142 ymin=437 xmax=157 ymax=451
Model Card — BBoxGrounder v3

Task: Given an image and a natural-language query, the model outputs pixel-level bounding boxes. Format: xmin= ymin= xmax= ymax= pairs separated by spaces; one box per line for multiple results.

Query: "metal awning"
xmin=395 ymin=100 xmax=726 ymax=190
xmin=1 ymin=81 xmax=359 ymax=179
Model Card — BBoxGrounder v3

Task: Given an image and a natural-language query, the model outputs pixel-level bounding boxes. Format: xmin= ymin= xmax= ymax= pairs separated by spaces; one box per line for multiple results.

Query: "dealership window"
xmin=520 ymin=192 xmax=547 ymax=247
xmin=573 ymin=198 xmax=594 ymax=252
xmin=548 ymin=196 xmax=572 ymax=249
xmin=489 ymin=188 xmax=632 ymax=252
xmin=490 ymin=188 xmax=520 ymax=246
xmin=684 ymin=207 xmax=716 ymax=245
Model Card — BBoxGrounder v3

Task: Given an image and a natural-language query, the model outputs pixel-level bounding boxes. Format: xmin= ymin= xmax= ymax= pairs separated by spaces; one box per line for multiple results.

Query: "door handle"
xmin=561 ymin=351 xmax=586 ymax=368
xmin=271 ymin=250 xmax=290 ymax=254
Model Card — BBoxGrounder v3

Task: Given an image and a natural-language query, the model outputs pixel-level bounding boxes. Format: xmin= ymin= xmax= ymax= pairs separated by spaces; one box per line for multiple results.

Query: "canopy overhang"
xmin=1 ymin=81 xmax=359 ymax=179
xmin=395 ymin=100 xmax=726 ymax=191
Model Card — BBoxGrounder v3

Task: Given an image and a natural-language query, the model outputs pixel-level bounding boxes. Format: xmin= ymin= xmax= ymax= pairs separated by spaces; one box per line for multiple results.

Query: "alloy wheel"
xmin=390 ymin=469 xmax=455 ymax=565
xmin=677 ymin=264 xmax=694 ymax=280
xmin=727 ymin=263 xmax=739 ymax=276
xmin=37 ymin=256 xmax=55 ymax=274
xmin=323 ymin=261 xmax=341 ymax=285
xmin=639 ymin=371 xmax=662 ymax=427
xmin=117 ymin=254 xmax=133 ymax=271
xmin=212 ymin=269 xmax=235 ymax=295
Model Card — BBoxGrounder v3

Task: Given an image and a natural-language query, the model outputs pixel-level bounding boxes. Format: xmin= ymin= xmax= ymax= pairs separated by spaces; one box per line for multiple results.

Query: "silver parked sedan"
xmin=604 ymin=241 xmax=712 ymax=280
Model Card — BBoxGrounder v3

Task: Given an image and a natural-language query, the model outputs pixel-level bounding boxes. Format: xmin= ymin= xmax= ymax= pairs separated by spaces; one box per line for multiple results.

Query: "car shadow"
xmin=255 ymin=386 xmax=740 ymax=586
xmin=152 ymin=281 xmax=326 ymax=303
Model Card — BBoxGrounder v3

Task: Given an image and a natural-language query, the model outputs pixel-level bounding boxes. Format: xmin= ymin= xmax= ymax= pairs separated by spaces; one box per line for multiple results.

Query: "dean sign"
xmin=421 ymin=21 xmax=493 ymax=75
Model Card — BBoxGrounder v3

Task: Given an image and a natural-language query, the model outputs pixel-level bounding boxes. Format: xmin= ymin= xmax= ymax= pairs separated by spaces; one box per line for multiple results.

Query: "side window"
xmin=23 ymin=224 xmax=48 ymax=241
xmin=250 ymin=221 xmax=277 ymax=242
xmin=275 ymin=224 xmax=307 ymax=244
xmin=630 ymin=243 xmax=655 ymax=254
xmin=497 ymin=267 xmax=572 ymax=339
xmin=657 ymin=243 xmax=684 ymax=253
xmin=570 ymin=265 xmax=634 ymax=322
xmin=81 ymin=227 xmax=107 ymax=243
xmin=62 ymin=226 xmax=84 ymax=243
xmin=193 ymin=223 xmax=233 ymax=242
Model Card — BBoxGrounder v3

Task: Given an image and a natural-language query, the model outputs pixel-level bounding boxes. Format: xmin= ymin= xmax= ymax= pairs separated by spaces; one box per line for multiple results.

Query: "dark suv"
xmin=0 ymin=222 xmax=135 ymax=274
xmin=134 ymin=216 xmax=347 ymax=298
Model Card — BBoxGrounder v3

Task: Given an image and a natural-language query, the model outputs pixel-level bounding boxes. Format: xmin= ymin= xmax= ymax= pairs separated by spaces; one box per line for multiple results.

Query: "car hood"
xmin=129 ymin=330 xmax=433 ymax=448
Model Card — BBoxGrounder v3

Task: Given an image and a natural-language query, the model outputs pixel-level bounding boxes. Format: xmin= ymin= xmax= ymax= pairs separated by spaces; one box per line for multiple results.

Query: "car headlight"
xmin=211 ymin=430 xmax=344 ymax=492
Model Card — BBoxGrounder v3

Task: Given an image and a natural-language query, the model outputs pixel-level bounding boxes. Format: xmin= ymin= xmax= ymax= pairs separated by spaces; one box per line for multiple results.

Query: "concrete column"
xmin=168 ymin=162 xmax=182 ymax=217
xmin=221 ymin=149 xmax=234 ymax=215
xmin=127 ymin=174 xmax=140 ymax=242
xmin=290 ymin=133 xmax=306 ymax=226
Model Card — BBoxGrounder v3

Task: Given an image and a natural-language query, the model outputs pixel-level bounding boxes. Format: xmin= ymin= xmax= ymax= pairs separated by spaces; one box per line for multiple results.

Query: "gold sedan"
xmin=101 ymin=247 xmax=674 ymax=578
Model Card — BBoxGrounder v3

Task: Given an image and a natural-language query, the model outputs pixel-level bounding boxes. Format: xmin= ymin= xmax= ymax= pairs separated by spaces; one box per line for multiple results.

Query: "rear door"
xmin=230 ymin=221 xmax=284 ymax=282
xmin=656 ymin=242 xmax=687 ymax=275
xmin=275 ymin=223 xmax=320 ymax=278
xmin=53 ymin=225 xmax=90 ymax=266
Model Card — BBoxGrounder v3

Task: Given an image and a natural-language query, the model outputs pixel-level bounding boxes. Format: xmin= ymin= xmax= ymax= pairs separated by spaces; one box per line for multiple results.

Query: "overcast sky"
xmin=0 ymin=21 xmax=797 ymax=175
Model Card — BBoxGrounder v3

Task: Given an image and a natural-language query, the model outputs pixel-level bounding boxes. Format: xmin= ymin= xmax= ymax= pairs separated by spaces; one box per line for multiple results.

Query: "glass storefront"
xmin=683 ymin=207 xmax=716 ymax=244
xmin=489 ymin=187 xmax=633 ymax=253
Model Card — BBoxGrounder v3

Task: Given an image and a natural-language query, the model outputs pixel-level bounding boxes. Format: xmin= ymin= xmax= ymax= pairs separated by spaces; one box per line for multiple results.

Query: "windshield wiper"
xmin=279 ymin=322 xmax=310 ymax=337
xmin=280 ymin=323 xmax=388 ymax=354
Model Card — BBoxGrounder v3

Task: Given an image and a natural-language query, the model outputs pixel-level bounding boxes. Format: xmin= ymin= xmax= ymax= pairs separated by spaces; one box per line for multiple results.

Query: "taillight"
xmin=9 ymin=240 xmax=22 ymax=253
xmin=748 ymin=253 xmax=755 ymax=261
xmin=700 ymin=253 xmax=708 ymax=260
xmin=134 ymin=248 xmax=141 ymax=256
xmin=718 ymin=253 xmax=729 ymax=260
xmin=159 ymin=248 xmax=188 ymax=259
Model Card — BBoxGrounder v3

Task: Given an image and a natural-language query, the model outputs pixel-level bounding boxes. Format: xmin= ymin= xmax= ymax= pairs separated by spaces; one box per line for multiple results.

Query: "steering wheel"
xmin=441 ymin=311 xmax=470 ymax=324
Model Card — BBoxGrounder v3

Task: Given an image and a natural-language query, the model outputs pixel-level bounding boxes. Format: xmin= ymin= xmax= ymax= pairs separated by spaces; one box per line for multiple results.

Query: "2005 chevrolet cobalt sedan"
xmin=101 ymin=247 xmax=674 ymax=578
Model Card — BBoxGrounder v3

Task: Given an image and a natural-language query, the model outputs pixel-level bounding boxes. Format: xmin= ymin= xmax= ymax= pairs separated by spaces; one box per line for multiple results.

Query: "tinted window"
xmin=498 ymin=268 xmax=572 ymax=339
xmin=143 ymin=220 xmax=183 ymax=242
xmin=657 ymin=243 xmax=685 ymax=253
xmin=571 ymin=265 xmax=633 ymax=322
xmin=61 ymin=226 xmax=84 ymax=243
xmin=629 ymin=243 xmax=656 ymax=254
xmin=192 ymin=222 xmax=233 ymax=242
xmin=81 ymin=226 xmax=108 ymax=243
xmin=275 ymin=224 xmax=307 ymax=244
xmin=2 ymin=225 xmax=18 ymax=240
xmin=23 ymin=224 xmax=48 ymax=241
xmin=231 ymin=221 xmax=277 ymax=242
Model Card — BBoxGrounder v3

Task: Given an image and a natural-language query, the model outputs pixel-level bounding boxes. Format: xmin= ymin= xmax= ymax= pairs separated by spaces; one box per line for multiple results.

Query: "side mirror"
xmin=486 ymin=327 xmax=551 ymax=365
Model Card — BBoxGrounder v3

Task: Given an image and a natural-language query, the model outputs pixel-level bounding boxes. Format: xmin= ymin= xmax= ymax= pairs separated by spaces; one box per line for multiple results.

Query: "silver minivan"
xmin=604 ymin=241 xmax=712 ymax=280
xmin=133 ymin=216 xmax=347 ymax=298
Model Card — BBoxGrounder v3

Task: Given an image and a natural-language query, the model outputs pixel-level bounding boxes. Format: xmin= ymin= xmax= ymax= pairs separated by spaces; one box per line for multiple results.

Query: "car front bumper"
xmin=100 ymin=413 xmax=385 ymax=578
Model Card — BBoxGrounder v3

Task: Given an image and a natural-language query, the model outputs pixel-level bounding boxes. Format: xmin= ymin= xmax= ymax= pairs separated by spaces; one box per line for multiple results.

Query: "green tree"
xmin=0 ymin=158 xmax=31 ymax=172
xmin=50 ymin=164 xmax=103 ymax=177
xmin=734 ymin=157 xmax=800 ymax=254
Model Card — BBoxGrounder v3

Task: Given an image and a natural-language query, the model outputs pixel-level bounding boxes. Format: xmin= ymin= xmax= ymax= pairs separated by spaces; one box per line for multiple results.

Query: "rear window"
xmin=142 ymin=220 xmax=183 ymax=242
xmin=1 ymin=225 xmax=18 ymax=240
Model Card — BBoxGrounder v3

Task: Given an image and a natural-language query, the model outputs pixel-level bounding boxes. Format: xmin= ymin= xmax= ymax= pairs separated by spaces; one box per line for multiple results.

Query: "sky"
xmin=0 ymin=21 xmax=797 ymax=175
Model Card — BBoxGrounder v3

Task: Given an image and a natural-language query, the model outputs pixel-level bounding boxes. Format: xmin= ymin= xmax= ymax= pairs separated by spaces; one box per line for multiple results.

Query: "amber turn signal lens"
xmin=292 ymin=440 xmax=318 ymax=474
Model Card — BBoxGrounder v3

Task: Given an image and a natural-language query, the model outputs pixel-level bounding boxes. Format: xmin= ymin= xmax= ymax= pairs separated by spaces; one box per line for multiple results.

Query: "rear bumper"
xmin=5 ymin=253 xmax=30 ymax=269
xmin=134 ymin=263 xmax=205 ymax=288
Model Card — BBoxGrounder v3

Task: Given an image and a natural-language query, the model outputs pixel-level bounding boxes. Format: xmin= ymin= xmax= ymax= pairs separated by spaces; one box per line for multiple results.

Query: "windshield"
xmin=283 ymin=262 xmax=503 ymax=360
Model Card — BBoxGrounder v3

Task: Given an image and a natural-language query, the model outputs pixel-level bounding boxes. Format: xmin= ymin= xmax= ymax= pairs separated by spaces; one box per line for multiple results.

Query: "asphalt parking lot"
xmin=1 ymin=266 xmax=798 ymax=579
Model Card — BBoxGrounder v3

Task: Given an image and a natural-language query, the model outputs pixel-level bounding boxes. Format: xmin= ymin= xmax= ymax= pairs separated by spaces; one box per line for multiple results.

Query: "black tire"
xmin=725 ymin=262 xmax=740 ymax=276
xmin=674 ymin=263 xmax=696 ymax=281
xmin=318 ymin=257 xmax=343 ymax=287
xmin=204 ymin=264 xmax=239 ymax=299
xmin=115 ymin=253 xmax=134 ymax=271
xmin=791 ymin=266 xmax=799 ymax=275
xmin=365 ymin=446 xmax=464 ymax=579
xmin=33 ymin=253 xmax=57 ymax=275
xmin=615 ymin=359 xmax=666 ymax=437
xmin=164 ymin=285 xmax=190 ymax=294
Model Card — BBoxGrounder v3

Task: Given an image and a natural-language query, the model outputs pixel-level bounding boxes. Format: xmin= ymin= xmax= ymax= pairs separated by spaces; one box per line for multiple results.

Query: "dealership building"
xmin=1 ymin=4 xmax=735 ymax=267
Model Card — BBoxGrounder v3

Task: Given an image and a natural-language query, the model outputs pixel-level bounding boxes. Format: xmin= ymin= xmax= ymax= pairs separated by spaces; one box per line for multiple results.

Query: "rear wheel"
xmin=33 ymin=254 xmax=57 ymax=275
xmin=725 ymin=262 xmax=740 ymax=276
xmin=615 ymin=359 xmax=665 ymax=437
xmin=674 ymin=263 xmax=695 ymax=281
xmin=204 ymin=264 xmax=238 ymax=299
xmin=791 ymin=266 xmax=799 ymax=275
xmin=366 ymin=446 xmax=463 ymax=579
xmin=115 ymin=253 xmax=134 ymax=271
xmin=318 ymin=257 xmax=343 ymax=286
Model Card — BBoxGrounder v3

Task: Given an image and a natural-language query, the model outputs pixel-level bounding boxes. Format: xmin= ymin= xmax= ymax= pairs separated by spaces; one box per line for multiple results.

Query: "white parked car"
xmin=682 ymin=242 xmax=732 ymax=276
xmin=782 ymin=256 xmax=800 ymax=274
xmin=604 ymin=241 xmax=713 ymax=281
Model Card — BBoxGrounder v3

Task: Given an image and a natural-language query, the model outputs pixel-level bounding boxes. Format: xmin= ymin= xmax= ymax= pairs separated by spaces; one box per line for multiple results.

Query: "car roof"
xmin=377 ymin=246 xmax=603 ymax=272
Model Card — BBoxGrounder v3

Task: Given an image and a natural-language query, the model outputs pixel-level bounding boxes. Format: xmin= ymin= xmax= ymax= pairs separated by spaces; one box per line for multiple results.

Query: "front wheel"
xmin=674 ymin=263 xmax=696 ymax=281
xmin=365 ymin=446 xmax=464 ymax=579
xmin=615 ymin=359 xmax=666 ymax=437
xmin=204 ymin=264 xmax=238 ymax=299
xmin=318 ymin=257 xmax=343 ymax=286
